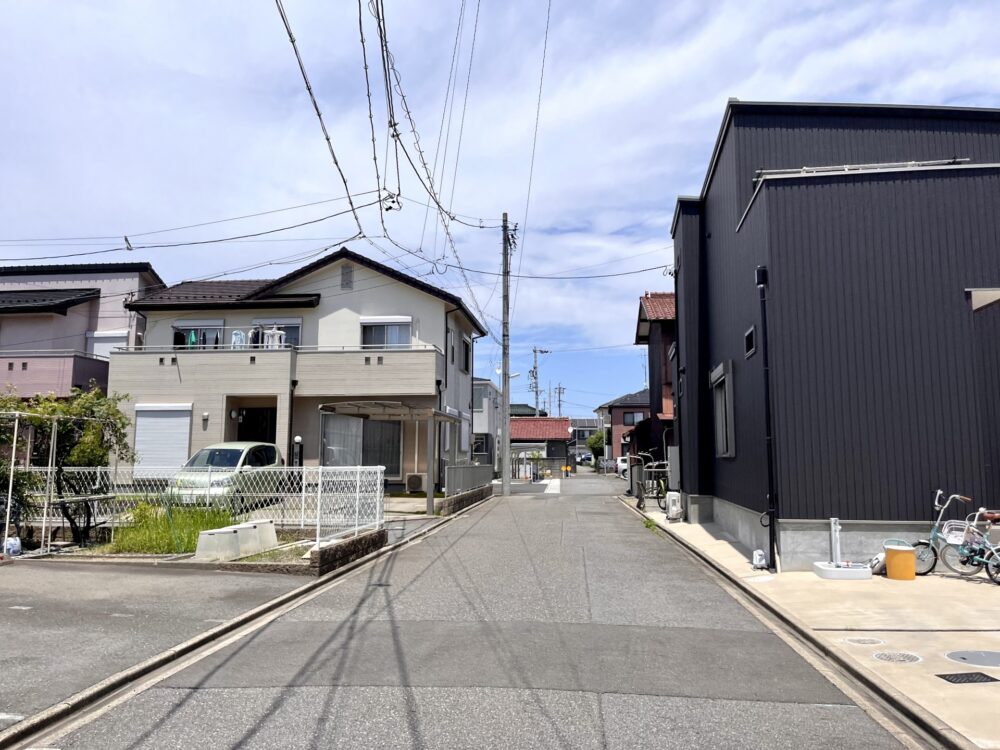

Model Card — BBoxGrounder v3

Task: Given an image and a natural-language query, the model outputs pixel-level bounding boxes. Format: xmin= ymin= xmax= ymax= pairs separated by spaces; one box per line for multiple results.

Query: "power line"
xmin=511 ymin=0 xmax=553 ymax=320
xmin=0 ymin=192 xmax=383 ymax=245
xmin=274 ymin=0 xmax=365 ymax=235
xmin=0 ymin=202 xmax=381 ymax=262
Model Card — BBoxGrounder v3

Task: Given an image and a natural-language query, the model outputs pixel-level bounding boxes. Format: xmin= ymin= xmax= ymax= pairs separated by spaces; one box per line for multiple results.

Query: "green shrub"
xmin=112 ymin=501 xmax=232 ymax=554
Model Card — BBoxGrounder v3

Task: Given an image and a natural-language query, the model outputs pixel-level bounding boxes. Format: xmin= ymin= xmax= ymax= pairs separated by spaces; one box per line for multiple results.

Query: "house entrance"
xmin=236 ymin=407 xmax=277 ymax=443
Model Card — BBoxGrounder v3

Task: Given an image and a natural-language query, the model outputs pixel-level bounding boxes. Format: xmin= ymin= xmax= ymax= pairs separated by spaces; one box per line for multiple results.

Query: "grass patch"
xmin=111 ymin=502 xmax=232 ymax=554
xmin=643 ymin=518 xmax=658 ymax=530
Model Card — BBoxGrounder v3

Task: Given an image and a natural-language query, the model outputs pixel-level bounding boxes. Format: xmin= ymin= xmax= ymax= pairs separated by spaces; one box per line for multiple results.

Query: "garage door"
xmin=134 ymin=405 xmax=192 ymax=469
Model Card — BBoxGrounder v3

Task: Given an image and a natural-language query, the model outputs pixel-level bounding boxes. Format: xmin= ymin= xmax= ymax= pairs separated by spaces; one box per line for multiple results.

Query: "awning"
xmin=318 ymin=400 xmax=459 ymax=423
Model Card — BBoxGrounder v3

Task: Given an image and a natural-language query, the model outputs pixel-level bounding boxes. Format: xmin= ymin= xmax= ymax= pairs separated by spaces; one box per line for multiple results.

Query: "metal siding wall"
xmin=734 ymin=112 xmax=1000 ymax=213
xmin=703 ymin=136 xmax=771 ymax=512
xmin=674 ymin=205 xmax=708 ymax=494
xmin=767 ymin=169 xmax=1000 ymax=521
xmin=973 ymin=303 xmax=1000 ymax=501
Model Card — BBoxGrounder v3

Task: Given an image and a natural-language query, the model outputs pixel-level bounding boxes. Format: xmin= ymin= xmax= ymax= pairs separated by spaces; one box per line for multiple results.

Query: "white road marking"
xmin=0 ymin=712 xmax=25 ymax=722
xmin=8 ymin=605 xmax=32 ymax=610
xmin=543 ymin=479 xmax=561 ymax=494
xmin=110 ymin=613 xmax=134 ymax=618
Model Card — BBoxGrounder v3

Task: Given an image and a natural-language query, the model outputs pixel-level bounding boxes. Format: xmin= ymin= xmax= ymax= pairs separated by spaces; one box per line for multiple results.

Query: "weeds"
xmin=111 ymin=501 xmax=232 ymax=554
xmin=643 ymin=518 xmax=658 ymax=531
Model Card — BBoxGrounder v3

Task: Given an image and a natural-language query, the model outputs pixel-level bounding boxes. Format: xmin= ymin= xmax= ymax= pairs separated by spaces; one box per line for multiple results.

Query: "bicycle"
xmin=913 ymin=491 xmax=996 ymax=576
xmin=631 ymin=452 xmax=669 ymax=512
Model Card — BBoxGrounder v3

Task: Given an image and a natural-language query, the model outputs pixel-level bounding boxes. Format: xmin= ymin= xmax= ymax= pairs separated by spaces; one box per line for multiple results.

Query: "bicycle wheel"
xmin=985 ymin=550 xmax=1000 ymax=585
xmin=939 ymin=543 xmax=984 ymax=576
xmin=912 ymin=541 xmax=937 ymax=575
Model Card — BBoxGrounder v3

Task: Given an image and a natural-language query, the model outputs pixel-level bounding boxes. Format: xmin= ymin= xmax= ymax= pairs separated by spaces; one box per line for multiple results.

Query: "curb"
xmin=0 ymin=493 xmax=497 ymax=748
xmin=617 ymin=497 xmax=977 ymax=750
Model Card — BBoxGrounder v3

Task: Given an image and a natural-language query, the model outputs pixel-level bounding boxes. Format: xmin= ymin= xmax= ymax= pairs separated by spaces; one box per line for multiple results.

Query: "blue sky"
xmin=3 ymin=1 xmax=1000 ymax=415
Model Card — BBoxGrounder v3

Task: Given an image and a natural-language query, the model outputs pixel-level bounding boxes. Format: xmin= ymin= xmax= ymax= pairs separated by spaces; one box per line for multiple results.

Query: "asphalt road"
xmin=44 ymin=475 xmax=903 ymax=749
xmin=0 ymin=561 xmax=304 ymax=729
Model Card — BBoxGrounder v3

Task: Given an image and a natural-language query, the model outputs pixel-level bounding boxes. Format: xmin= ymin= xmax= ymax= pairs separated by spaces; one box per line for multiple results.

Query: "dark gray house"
xmin=673 ymin=99 xmax=1000 ymax=570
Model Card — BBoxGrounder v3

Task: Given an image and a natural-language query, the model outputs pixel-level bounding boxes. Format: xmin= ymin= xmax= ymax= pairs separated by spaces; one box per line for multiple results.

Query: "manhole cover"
xmin=843 ymin=637 xmax=885 ymax=646
xmin=937 ymin=672 xmax=999 ymax=684
xmin=946 ymin=651 xmax=1000 ymax=668
xmin=873 ymin=651 xmax=921 ymax=664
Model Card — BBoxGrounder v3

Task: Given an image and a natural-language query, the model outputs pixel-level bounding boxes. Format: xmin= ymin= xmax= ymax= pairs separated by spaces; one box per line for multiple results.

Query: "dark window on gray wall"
xmin=744 ymin=326 xmax=756 ymax=359
xmin=461 ymin=338 xmax=471 ymax=373
xmin=710 ymin=361 xmax=735 ymax=457
xmin=341 ymin=264 xmax=354 ymax=290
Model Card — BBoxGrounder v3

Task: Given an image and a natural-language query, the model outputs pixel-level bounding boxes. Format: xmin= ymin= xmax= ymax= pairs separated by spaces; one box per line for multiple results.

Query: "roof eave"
xmin=127 ymin=295 xmax=321 ymax=311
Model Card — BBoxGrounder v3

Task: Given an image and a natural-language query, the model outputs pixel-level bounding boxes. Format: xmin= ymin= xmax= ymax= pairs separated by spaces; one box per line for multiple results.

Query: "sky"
xmin=3 ymin=0 xmax=1000 ymax=416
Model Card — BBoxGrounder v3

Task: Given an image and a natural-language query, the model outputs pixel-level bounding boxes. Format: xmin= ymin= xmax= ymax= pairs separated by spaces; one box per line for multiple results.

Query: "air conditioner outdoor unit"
xmin=405 ymin=473 xmax=427 ymax=493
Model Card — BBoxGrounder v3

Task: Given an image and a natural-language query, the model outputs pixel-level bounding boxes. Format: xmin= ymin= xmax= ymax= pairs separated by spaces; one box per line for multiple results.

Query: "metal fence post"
xmin=354 ymin=466 xmax=362 ymax=537
xmin=315 ymin=466 xmax=323 ymax=547
xmin=299 ymin=466 xmax=307 ymax=529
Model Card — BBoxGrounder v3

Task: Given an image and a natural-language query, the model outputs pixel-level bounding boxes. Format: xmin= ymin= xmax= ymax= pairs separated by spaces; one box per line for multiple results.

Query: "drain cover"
xmin=946 ymin=651 xmax=1000 ymax=668
xmin=843 ymin=637 xmax=885 ymax=646
xmin=937 ymin=672 xmax=999 ymax=684
xmin=873 ymin=651 xmax=921 ymax=664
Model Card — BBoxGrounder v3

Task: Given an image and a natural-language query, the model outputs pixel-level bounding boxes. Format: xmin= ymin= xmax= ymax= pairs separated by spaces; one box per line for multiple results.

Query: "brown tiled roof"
xmin=136 ymin=280 xmax=271 ymax=304
xmin=597 ymin=389 xmax=649 ymax=409
xmin=640 ymin=292 xmax=676 ymax=321
xmin=0 ymin=288 xmax=100 ymax=314
xmin=510 ymin=417 xmax=572 ymax=441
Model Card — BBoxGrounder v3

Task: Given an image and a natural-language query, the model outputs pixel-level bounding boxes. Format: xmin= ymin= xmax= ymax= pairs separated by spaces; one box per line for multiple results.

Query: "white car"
xmin=172 ymin=442 xmax=284 ymax=507
xmin=616 ymin=456 xmax=630 ymax=478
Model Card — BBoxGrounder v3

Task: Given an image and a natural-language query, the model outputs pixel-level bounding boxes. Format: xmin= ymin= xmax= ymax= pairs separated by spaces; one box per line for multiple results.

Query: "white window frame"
xmin=710 ymin=361 xmax=736 ymax=458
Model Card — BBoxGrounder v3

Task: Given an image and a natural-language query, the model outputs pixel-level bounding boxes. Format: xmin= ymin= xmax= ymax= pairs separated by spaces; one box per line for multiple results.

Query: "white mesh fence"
xmin=22 ymin=465 xmax=385 ymax=546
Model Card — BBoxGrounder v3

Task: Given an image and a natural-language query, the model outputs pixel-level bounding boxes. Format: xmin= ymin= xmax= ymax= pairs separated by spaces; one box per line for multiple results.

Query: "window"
xmin=253 ymin=319 xmax=301 ymax=347
xmin=622 ymin=412 xmax=644 ymax=426
xmin=473 ymin=384 xmax=487 ymax=412
xmin=362 ymin=420 xmax=402 ymax=478
xmin=710 ymin=361 xmax=736 ymax=458
xmin=461 ymin=337 xmax=471 ymax=373
xmin=362 ymin=323 xmax=411 ymax=349
xmin=744 ymin=326 xmax=756 ymax=359
xmin=448 ymin=328 xmax=455 ymax=364
xmin=173 ymin=320 xmax=223 ymax=350
xmin=341 ymin=264 xmax=354 ymax=290
xmin=245 ymin=446 xmax=271 ymax=467
xmin=7 ymin=363 xmax=12 ymax=371
xmin=473 ymin=435 xmax=488 ymax=455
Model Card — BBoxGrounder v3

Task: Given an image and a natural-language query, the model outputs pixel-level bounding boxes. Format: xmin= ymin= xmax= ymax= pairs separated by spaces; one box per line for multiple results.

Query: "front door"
xmin=237 ymin=408 xmax=276 ymax=443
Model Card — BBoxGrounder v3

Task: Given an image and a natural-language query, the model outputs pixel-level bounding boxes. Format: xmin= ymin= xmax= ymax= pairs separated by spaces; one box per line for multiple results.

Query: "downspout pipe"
xmin=756 ymin=266 xmax=779 ymax=572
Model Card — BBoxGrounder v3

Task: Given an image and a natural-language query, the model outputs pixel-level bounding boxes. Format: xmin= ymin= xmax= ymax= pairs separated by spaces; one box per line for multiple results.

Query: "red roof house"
xmin=510 ymin=417 xmax=572 ymax=441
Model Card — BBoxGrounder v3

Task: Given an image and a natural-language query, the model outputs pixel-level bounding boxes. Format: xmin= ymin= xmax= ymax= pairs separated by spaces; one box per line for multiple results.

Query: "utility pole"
xmin=501 ymin=213 xmax=512 ymax=497
xmin=555 ymin=384 xmax=565 ymax=417
xmin=530 ymin=346 xmax=549 ymax=416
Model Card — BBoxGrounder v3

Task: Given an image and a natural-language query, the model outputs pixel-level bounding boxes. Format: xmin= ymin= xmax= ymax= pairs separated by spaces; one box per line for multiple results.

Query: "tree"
xmin=586 ymin=431 xmax=605 ymax=458
xmin=1 ymin=384 xmax=134 ymax=546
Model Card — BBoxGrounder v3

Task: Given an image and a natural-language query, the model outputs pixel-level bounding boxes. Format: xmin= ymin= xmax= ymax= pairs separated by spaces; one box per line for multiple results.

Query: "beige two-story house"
xmin=0 ymin=262 xmax=164 ymax=396
xmin=109 ymin=248 xmax=485 ymax=491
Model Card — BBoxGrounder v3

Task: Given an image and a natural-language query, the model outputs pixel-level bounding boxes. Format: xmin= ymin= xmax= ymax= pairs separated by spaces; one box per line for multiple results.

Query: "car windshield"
xmin=185 ymin=448 xmax=244 ymax=468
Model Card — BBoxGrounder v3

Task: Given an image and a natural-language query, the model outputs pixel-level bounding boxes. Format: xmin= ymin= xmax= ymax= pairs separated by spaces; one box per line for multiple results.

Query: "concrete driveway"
xmin=32 ymin=474 xmax=908 ymax=748
xmin=0 ymin=561 xmax=304 ymax=729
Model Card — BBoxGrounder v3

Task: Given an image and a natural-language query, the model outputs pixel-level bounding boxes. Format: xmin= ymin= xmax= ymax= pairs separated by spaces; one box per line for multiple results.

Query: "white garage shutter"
xmin=134 ymin=405 xmax=192 ymax=469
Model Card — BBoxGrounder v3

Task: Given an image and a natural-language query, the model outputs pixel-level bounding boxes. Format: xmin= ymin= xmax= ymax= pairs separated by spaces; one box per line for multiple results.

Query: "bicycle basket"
xmin=942 ymin=520 xmax=986 ymax=546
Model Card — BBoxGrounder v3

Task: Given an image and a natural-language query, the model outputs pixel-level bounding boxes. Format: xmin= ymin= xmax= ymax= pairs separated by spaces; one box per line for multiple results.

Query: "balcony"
xmin=0 ymin=350 xmax=109 ymax=397
xmin=294 ymin=346 xmax=443 ymax=397
xmin=109 ymin=344 xmax=444 ymax=399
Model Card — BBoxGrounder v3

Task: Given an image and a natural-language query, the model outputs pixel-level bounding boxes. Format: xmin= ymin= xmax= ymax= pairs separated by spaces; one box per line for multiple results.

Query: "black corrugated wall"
xmin=765 ymin=168 xmax=1000 ymax=521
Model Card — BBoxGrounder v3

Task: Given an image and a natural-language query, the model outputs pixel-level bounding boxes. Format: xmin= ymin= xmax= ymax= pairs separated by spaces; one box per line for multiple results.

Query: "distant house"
xmin=634 ymin=292 xmax=677 ymax=460
xmin=570 ymin=417 xmax=601 ymax=457
xmin=672 ymin=98 xmax=1000 ymax=569
xmin=472 ymin=377 xmax=501 ymax=473
xmin=510 ymin=402 xmax=547 ymax=417
xmin=594 ymin=390 xmax=649 ymax=461
xmin=510 ymin=417 xmax=572 ymax=474
xmin=110 ymin=248 xmax=485 ymax=493
xmin=0 ymin=262 xmax=164 ymax=397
